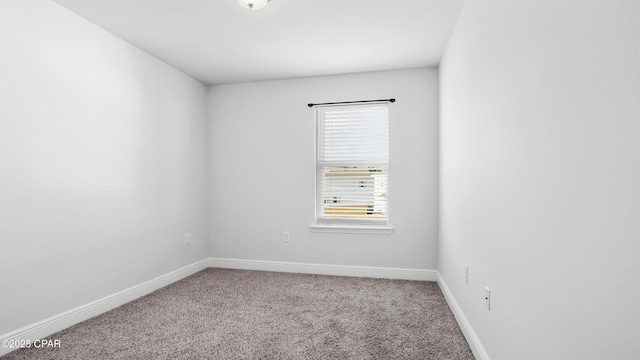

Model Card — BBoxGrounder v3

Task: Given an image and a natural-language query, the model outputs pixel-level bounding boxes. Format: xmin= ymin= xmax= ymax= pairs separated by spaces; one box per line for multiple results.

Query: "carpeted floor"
xmin=1 ymin=268 xmax=475 ymax=359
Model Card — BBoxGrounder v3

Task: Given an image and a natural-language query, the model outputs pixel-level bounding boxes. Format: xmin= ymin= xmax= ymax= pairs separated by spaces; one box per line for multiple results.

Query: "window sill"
xmin=310 ymin=224 xmax=394 ymax=235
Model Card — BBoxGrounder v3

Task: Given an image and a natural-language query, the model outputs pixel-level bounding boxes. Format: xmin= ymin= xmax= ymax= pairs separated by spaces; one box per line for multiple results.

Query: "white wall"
xmin=207 ymin=69 xmax=439 ymax=270
xmin=439 ymin=1 xmax=640 ymax=359
xmin=0 ymin=0 xmax=209 ymax=334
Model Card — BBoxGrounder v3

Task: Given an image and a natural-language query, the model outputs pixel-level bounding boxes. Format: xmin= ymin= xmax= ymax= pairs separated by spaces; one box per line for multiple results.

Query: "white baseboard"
xmin=437 ymin=273 xmax=490 ymax=360
xmin=0 ymin=259 xmax=209 ymax=357
xmin=208 ymin=257 xmax=438 ymax=281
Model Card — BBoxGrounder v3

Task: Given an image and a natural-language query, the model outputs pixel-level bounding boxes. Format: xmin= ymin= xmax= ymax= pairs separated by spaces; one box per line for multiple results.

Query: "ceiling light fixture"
xmin=236 ymin=0 xmax=269 ymax=10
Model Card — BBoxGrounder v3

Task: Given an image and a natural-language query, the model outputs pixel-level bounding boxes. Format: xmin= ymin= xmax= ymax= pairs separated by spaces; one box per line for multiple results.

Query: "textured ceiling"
xmin=53 ymin=0 xmax=465 ymax=85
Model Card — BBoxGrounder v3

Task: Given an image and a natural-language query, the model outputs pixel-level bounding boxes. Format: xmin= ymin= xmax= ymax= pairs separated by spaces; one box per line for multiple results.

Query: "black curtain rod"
xmin=307 ymin=98 xmax=395 ymax=107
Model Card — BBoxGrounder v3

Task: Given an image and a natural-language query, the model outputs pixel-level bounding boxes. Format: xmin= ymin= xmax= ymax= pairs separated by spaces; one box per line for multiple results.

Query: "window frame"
xmin=311 ymin=102 xmax=393 ymax=234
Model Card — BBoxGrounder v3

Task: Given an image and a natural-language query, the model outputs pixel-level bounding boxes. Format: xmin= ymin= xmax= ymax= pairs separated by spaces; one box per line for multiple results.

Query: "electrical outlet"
xmin=184 ymin=233 xmax=191 ymax=246
xmin=283 ymin=231 xmax=290 ymax=243
xmin=464 ymin=265 xmax=469 ymax=284
xmin=484 ymin=287 xmax=491 ymax=311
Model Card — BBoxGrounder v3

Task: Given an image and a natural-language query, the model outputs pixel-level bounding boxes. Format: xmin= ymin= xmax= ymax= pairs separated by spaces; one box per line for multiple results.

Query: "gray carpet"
xmin=2 ymin=268 xmax=475 ymax=359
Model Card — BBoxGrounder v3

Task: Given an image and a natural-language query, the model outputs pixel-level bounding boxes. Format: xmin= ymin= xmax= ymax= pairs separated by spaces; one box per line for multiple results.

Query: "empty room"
xmin=1 ymin=0 xmax=638 ymax=359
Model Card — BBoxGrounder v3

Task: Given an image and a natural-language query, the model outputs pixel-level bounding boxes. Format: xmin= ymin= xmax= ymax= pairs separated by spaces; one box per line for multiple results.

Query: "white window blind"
xmin=316 ymin=103 xmax=389 ymax=222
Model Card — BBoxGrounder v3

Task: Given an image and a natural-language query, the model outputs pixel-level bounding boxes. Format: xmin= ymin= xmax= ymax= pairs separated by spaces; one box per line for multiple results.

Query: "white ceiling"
xmin=52 ymin=0 xmax=465 ymax=85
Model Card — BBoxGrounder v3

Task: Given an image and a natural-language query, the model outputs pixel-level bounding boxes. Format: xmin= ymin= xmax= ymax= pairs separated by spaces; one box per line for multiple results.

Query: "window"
xmin=315 ymin=103 xmax=389 ymax=227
